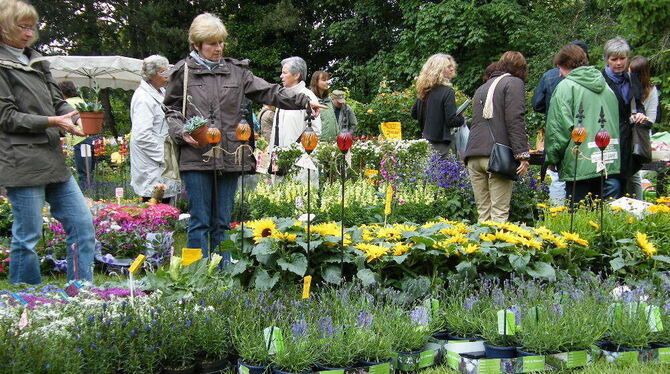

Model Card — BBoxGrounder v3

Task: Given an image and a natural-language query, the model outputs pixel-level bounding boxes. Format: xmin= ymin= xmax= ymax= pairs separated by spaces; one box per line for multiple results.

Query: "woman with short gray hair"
xmin=601 ymin=36 xmax=650 ymax=199
xmin=130 ymin=54 xmax=180 ymax=202
xmin=269 ymin=56 xmax=322 ymax=157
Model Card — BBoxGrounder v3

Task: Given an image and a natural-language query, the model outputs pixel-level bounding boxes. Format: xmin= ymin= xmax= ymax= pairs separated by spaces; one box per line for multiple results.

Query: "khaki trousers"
xmin=467 ymin=156 xmax=514 ymax=222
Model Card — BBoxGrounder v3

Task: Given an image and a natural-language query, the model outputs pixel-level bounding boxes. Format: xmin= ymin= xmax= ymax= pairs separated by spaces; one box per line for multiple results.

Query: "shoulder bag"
xmin=630 ymin=99 xmax=652 ymax=164
xmin=161 ymin=63 xmax=188 ymax=181
xmin=483 ymin=74 xmax=519 ymax=181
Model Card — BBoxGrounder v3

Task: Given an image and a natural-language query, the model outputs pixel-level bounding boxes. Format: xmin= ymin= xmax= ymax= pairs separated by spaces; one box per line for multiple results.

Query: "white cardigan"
xmin=268 ymin=81 xmax=322 ymax=154
xmin=129 ymin=80 xmax=180 ymax=198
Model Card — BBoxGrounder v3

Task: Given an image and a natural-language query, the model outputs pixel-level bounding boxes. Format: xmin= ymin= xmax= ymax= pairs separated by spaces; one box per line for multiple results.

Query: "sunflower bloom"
xmin=311 ymin=222 xmax=341 ymax=237
xmin=355 ymin=243 xmax=389 ymax=262
xmin=588 ymin=221 xmax=600 ymax=230
xmin=549 ymin=206 xmax=567 ymax=214
xmin=561 ymin=231 xmax=589 ymax=247
xmin=648 ymin=204 xmax=670 ymax=214
xmin=392 ymin=243 xmax=411 ymax=256
xmin=463 ymin=243 xmax=480 ymax=254
xmin=247 ymin=219 xmax=277 ymax=243
xmin=636 ymin=232 xmax=657 ymax=257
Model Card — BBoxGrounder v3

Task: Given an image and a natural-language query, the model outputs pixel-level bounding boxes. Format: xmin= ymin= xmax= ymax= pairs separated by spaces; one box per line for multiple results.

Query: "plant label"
xmin=380 ymin=122 xmax=402 ymax=140
xmin=345 ymin=151 xmax=352 ymax=167
xmin=72 ymin=281 xmax=84 ymax=289
xmin=418 ymin=349 xmax=435 ymax=368
xmin=478 ymin=358 xmax=500 ymax=373
xmin=263 ymin=326 xmax=284 ymax=355
xmin=57 ymin=290 xmax=70 ymax=302
xmin=646 ymin=305 xmax=663 ymax=332
xmin=12 ymin=293 xmax=27 ymax=306
xmin=527 ymin=306 xmax=540 ymax=323
xmin=566 ymin=351 xmax=588 ymax=368
xmin=128 ymin=254 xmax=146 ymax=275
xmin=80 ymin=144 xmax=92 ymax=158
xmin=18 ymin=307 xmax=29 ymax=331
xmin=368 ymin=362 xmax=390 ymax=374
xmin=302 ymin=275 xmax=312 ymax=299
xmin=238 ymin=365 xmax=250 ymax=374
xmin=659 ymin=347 xmax=670 ymax=363
xmin=115 ymin=187 xmax=124 ymax=198
xmin=497 ymin=309 xmax=516 ymax=335
xmin=319 ymin=370 xmax=343 ymax=374
xmin=384 ymin=185 xmax=393 ymax=216
xmin=422 ymin=298 xmax=439 ymax=320
xmin=182 ymin=248 xmax=202 ymax=266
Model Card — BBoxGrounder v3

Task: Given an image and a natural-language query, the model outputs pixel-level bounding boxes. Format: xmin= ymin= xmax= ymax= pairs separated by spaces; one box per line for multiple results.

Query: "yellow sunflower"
xmin=549 ymin=206 xmax=567 ymax=214
xmin=561 ymin=231 xmax=589 ymax=247
xmin=311 ymin=222 xmax=341 ymax=237
xmin=462 ymin=243 xmax=480 ymax=254
xmin=392 ymin=243 xmax=411 ymax=256
xmin=648 ymin=204 xmax=670 ymax=214
xmin=480 ymin=233 xmax=496 ymax=242
xmin=271 ymin=231 xmax=297 ymax=243
xmin=588 ymin=221 xmax=600 ymax=230
xmin=636 ymin=232 xmax=657 ymax=257
xmin=355 ymin=243 xmax=389 ymax=262
xmin=246 ymin=219 xmax=277 ymax=243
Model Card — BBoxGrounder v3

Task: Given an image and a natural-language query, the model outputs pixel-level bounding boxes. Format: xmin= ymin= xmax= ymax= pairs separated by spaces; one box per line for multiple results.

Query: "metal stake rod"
xmin=340 ymin=154 xmax=346 ymax=274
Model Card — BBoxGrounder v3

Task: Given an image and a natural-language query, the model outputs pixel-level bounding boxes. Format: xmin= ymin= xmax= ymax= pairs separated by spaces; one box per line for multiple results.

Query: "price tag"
xmin=302 ymin=275 xmax=312 ymax=299
xmin=115 ymin=187 xmax=124 ymax=198
xmin=497 ymin=309 xmax=516 ymax=335
xmin=384 ymin=185 xmax=393 ymax=216
xmin=18 ymin=307 xmax=29 ymax=331
xmin=182 ymin=248 xmax=203 ymax=266
xmin=12 ymin=293 xmax=28 ymax=306
xmin=80 ymin=144 xmax=92 ymax=157
xmin=129 ymin=254 xmax=146 ymax=275
xmin=263 ymin=326 xmax=284 ymax=354
xmin=646 ymin=305 xmax=664 ymax=332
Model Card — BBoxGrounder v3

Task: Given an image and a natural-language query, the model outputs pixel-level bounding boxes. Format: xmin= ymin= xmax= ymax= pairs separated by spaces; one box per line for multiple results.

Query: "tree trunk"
xmin=100 ymin=89 xmax=118 ymax=137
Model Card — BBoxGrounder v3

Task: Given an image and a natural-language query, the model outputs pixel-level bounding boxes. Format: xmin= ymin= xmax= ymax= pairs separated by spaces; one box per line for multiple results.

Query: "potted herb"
xmin=183 ymin=116 xmax=211 ymax=148
xmin=271 ymin=318 xmax=320 ymax=374
xmin=74 ymin=86 xmax=104 ymax=135
xmin=192 ymin=301 xmax=232 ymax=373
xmin=157 ymin=301 xmax=199 ymax=374
xmin=229 ymin=292 xmax=274 ymax=374
xmin=384 ymin=305 xmax=435 ymax=372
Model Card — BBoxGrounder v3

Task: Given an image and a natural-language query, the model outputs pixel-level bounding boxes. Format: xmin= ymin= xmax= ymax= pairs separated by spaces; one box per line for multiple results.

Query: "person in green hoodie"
xmin=545 ymin=44 xmax=621 ymax=206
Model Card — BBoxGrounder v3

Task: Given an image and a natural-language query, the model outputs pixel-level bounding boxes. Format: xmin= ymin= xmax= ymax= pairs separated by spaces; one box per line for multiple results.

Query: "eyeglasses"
xmin=17 ymin=24 xmax=36 ymax=33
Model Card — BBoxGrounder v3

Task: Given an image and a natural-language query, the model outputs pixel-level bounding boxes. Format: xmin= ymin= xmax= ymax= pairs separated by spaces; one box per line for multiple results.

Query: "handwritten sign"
xmin=302 ymin=275 xmax=312 ymax=299
xmin=182 ymin=248 xmax=203 ymax=266
xmin=380 ymin=122 xmax=402 ymax=140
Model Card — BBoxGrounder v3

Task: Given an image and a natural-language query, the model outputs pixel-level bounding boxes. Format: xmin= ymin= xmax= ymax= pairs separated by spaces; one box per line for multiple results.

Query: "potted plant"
xmin=183 ymin=116 xmax=211 ymax=148
xmin=384 ymin=305 xmax=436 ymax=372
xmin=74 ymin=86 xmax=104 ymax=135
xmin=191 ymin=303 xmax=232 ymax=374
xmin=271 ymin=319 xmax=320 ymax=374
xmin=229 ymin=292 xmax=274 ymax=374
xmin=157 ymin=301 xmax=199 ymax=374
xmin=597 ymin=297 xmax=656 ymax=363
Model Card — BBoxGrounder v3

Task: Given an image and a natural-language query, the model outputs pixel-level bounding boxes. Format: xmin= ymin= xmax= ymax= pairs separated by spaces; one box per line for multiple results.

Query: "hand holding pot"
xmin=182 ymin=132 xmax=199 ymax=147
xmin=48 ymin=111 xmax=85 ymax=136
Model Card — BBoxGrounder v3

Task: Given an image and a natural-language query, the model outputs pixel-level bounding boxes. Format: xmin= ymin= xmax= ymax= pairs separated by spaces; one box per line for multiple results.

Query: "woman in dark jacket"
xmin=0 ymin=0 xmax=95 ymax=284
xmin=164 ymin=13 xmax=324 ymax=262
xmin=464 ymin=51 xmax=530 ymax=222
xmin=601 ymin=37 xmax=650 ymax=198
xmin=411 ymin=53 xmax=464 ymax=156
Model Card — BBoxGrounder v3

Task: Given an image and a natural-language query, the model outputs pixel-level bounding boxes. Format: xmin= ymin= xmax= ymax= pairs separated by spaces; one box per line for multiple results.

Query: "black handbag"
xmin=486 ymin=121 xmax=519 ymax=181
xmin=632 ymin=120 xmax=652 ymax=164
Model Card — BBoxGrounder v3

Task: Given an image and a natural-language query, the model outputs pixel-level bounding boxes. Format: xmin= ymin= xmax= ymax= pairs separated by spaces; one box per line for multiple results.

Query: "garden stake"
xmin=300 ymin=113 xmax=318 ymax=259
xmin=209 ymin=111 xmax=218 ymax=261
xmin=236 ymin=111 xmax=252 ymax=257
xmin=336 ymin=130 xmax=353 ymax=276
xmin=569 ymin=103 xmax=587 ymax=232
xmin=595 ymin=107 xmax=611 ymax=243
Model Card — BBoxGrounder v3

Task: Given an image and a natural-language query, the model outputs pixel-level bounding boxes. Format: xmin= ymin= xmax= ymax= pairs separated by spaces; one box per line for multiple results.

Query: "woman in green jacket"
xmin=545 ymin=44 xmax=621 ymax=206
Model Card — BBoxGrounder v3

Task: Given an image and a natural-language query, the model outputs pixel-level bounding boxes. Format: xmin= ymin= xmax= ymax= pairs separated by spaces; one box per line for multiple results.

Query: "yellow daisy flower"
xmin=648 ymin=204 xmax=670 ymax=214
xmin=463 ymin=243 xmax=480 ymax=254
xmin=636 ymin=232 xmax=657 ymax=257
xmin=549 ymin=206 xmax=567 ymax=214
xmin=588 ymin=221 xmax=600 ymax=230
xmin=355 ymin=243 xmax=389 ymax=262
xmin=392 ymin=243 xmax=411 ymax=256
xmin=561 ymin=231 xmax=589 ymax=247
xmin=536 ymin=203 xmax=549 ymax=209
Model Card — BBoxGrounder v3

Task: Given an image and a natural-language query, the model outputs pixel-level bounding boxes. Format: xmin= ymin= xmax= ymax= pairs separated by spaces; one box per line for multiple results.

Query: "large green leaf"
xmin=526 ymin=262 xmax=556 ymax=281
xmin=610 ymin=257 xmax=626 ymax=272
xmin=322 ymin=265 xmax=343 ymax=284
xmin=509 ymin=254 xmax=530 ymax=272
xmin=254 ymin=268 xmax=279 ymax=291
xmin=652 ymin=255 xmax=670 ymax=264
xmin=251 ymin=240 xmax=276 ymax=256
xmin=356 ymin=268 xmax=377 ymax=286
xmin=276 ymin=253 xmax=308 ymax=276
xmin=226 ymin=258 xmax=250 ymax=277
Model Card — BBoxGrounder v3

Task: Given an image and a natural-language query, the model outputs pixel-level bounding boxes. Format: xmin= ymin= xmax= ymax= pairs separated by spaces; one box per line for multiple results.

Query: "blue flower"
xmin=87 ymin=315 xmax=95 ymax=324
xmin=464 ymin=297 xmax=479 ymax=312
xmin=291 ymin=319 xmax=309 ymax=338
xmin=185 ymin=319 xmax=192 ymax=328
xmin=551 ymin=303 xmax=564 ymax=317
xmin=318 ymin=316 xmax=335 ymax=337
xmin=357 ymin=311 xmax=373 ymax=328
xmin=410 ymin=306 xmax=429 ymax=327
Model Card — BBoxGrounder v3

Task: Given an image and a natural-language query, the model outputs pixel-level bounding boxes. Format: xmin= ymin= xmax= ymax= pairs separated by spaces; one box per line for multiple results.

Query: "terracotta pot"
xmin=79 ymin=112 xmax=104 ymax=135
xmin=190 ymin=126 xmax=210 ymax=148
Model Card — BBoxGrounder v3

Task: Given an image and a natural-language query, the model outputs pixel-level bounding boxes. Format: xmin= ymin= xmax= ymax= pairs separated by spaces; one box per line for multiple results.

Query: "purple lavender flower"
xmin=464 ymin=297 xmax=479 ymax=312
xmin=318 ymin=316 xmax=335 ymax=337
xmin=410 ymin=306 xmax=429 ymax=327
xmin=291 ymin=319 xmax=309 ymax=338
xmin=357 ymin=311 xmax=373 ymax=328
xmin=508 ymin=305 xmax=522 ymax=325
xmin=551 ymin=304 xmax=564 ymax=317
xmin=424 ymin=153 xmax=471 ymax=190
xmin=493 ymin=289 xmax=505 ymax=307
xmin=663 ymin=301 xmax=670 ymax=315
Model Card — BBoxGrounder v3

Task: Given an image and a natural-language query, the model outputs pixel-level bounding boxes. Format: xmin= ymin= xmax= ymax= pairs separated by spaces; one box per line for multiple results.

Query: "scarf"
xmin=605 ymin=65 xmax=631 ymax=105
xmin=189 ymin=50 xmax=220 ymax=71
xmin=1 ymin=42 xmax=28 ymax=65
xmin=483 ymin=73 xmax=510 ymax=119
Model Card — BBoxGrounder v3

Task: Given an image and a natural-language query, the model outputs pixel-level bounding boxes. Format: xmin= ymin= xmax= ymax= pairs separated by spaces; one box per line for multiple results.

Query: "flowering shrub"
xmin=0 ymin=196 xmax=12 ymax=237
xmin=0 ymin=243 xmax=9 ymax=275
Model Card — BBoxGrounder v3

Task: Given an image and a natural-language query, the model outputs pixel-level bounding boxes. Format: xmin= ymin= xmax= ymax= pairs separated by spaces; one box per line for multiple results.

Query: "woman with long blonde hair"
xmin=411 ymin=53 xmax=464 ymax=155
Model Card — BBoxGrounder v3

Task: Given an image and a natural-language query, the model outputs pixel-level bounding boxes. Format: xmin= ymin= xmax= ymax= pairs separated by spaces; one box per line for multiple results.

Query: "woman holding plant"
xmin=130 ymin=54 xmax=180 ymax=203
xmin=0 ymin=0 xmax=95 ymax=284
xmin=164 ymin=13 xmax=325 ymax=261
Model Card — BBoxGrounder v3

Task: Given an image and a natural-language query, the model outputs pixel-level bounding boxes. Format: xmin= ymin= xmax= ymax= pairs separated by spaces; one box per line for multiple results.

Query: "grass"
xmin=422 ymin=362 xmax=670 ymax=373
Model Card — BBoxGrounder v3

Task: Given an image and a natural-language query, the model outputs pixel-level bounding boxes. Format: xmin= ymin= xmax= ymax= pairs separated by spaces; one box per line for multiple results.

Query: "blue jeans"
xmin=182 ymin=171 xmax=238 ymax=262
xmin=565 ymin=177 xmax=622 ymax=207
xmin=7 ymin=176 xmax=95 ymax=284
xmin=73 ymin=136 xmax=99 ymax=189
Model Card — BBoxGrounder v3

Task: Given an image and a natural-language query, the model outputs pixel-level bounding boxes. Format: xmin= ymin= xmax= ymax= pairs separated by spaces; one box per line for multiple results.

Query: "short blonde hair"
xmin=0 ymin=0 xmax=39 ymax=47
xmin=415 ymin=54 xmax=457 ymax=99
xmin=188 ymin=13 xmax=228 ymax=50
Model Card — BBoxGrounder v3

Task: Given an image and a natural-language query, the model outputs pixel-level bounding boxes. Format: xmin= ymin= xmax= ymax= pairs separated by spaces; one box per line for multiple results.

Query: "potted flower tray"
xmin=544 ymin=351 xmax=592 ymax=370
xmin=445 ymin=342 xmax=544 ymax=374
xmin=317 ymin=363 xmax=391 ymax=374
xmin=391 ymin=348 xmax=437 ymax=372
xmin=593 ymin=342 xmax=661 ymax=365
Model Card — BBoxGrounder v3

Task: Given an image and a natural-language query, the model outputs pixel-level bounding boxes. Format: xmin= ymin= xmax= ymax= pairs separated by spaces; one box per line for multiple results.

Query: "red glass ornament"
xmin=595 ymin=128 xmax=610 ymax=150
xmin=336 ymin=130 xmax=353 ymax=153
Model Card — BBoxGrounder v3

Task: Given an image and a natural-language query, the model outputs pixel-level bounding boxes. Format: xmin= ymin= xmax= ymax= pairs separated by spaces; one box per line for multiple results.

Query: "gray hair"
xmin=603 ymin=37 xmax=630 ymax=61
xmin=281 ymin=56 xmax=307 ymax=82
xmin=141 ymin=55 xmax=169 ymax=81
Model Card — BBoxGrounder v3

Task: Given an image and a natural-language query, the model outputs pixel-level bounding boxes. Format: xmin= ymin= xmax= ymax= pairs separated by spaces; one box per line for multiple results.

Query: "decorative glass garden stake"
xmin=569 ymin=103 xmax=587 ymax=232
xmin=207 ymin=115 xmax=219 ymax=260
xmin=337 ymin=130 xmax=353 ymax=275
xmin=595 ymin=107 xmax=611 ymax=242
xmin=301 ymin=113 xmax=319 ymax=256
xmin=236 ymin=113 xmax=252 ymax=255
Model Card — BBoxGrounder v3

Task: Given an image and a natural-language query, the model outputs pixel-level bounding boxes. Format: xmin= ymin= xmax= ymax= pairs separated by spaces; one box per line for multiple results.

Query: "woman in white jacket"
xmin=130 ymin=55 xmax=180 ymax=202
xmin=268 ymin=56 xmax=322 ymax=158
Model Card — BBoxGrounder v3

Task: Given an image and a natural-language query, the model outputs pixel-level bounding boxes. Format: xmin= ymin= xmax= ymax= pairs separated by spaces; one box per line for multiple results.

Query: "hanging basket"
xmin=79 ymin=112 xmax=104 ymax=135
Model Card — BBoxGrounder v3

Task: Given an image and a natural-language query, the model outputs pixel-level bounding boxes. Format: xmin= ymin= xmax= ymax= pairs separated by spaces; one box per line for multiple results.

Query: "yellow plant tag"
xmin=302 ymin=276 xmax=312 ymax=299
xmin=380 ymin=122 xmax=402 ymax=140
xmin=384 ymin=185 xmax=393 ymax=216
xmin=182 ymin=248 xmax=203 ymax=266
xmin=128 ymin=254 xmax=146 ymax=275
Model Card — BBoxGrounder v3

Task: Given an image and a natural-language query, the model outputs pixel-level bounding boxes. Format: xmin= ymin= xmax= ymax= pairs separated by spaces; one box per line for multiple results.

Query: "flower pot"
xmin=651 ymin=342 xmax=670 ymax=348
xmin=190 ymin=126 xmax=210 ymax=148
xmin=516 ymin=348 xmax=542 ymax=357
xmin=199 ymin=358 xmax=229 ymax=374
xmin=357 ymin=359 xmax=392 ymax=374
xmin=80 ymin=112 xmax=104 ymax=135
xmin=162 ymin=364 xmax=197 ymax=374
xmin=271 ymin=367 xmax=310 ymax=374
xmin=237 ymin=359 xmax=268 ymax=374
xmin=483 ymin=342 xmax=517 ymax=359
xmin=314 ymin=364 xmax=352 ymax=372
xmin=595 ymin=341 xmax=640 ymax=364
xmin=393 ymin=349 xmax=436 ymax=372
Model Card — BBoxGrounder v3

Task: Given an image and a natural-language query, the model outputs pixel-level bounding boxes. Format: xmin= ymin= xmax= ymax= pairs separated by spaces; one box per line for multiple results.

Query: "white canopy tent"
xmin=30 ymin=55 xmax=143 ymax=91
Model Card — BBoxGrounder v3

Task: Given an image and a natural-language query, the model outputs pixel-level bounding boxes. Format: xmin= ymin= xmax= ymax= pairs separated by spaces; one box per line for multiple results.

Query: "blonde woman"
xmin=411 ymin=53 xmax=464 ymax=156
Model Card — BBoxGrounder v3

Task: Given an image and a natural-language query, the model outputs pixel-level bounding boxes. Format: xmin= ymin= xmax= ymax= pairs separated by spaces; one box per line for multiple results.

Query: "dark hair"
xmin=57 ymin=81 xmax=78 ymax=98
xmin=499 ymin=51 xmax=528 ymax=82
xmin=483 ymin=62 xmax=501 ymax=82
xmin=309 ymin=70 xmax=330 ymax=99
xmin=553 ymin=44 xmax=589 ymax=71
xmin=629 ymin=55 xmax=652 ymax=101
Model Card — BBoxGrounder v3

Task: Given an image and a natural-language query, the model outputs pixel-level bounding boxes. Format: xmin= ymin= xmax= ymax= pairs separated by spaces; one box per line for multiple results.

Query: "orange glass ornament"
xmin=206 ymin=127 xmax=221 ymax=144
xmin=236 ymin=122 xmax=252 ymax=141
xmin=301 ymin=126 xmax=319 ymax=153
xmin=571 ymin=126 xmax=587 ymax=145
